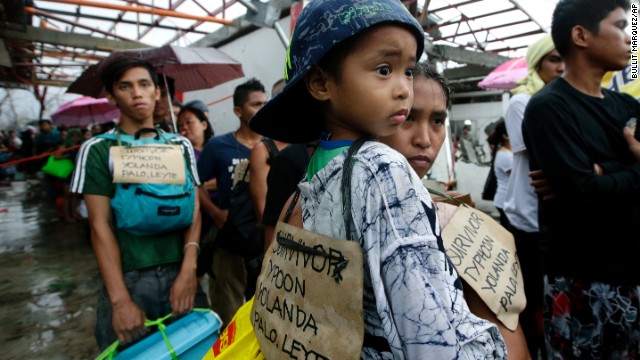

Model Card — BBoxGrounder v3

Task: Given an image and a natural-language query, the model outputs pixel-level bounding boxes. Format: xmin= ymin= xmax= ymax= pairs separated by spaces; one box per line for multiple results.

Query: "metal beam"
xmin=429 ymin=0 xmax=481 ymax=13
xmin=0 ymin=25 xmax=150 ymax=51
xmin=488 ymin=44 xmax=529 ymax=53
xmin=0 ymin=80 xmax=30 ymax=90
xmin=429 ymin=44 xmax=509 ymax=68
xmin=38 ymin=0 xmax=234 ymax=25
xmin=426 ymin=7 xmax=516 ymax=33
xmin=32 ymin=7 xmax=209 ymax=34
xmin=163 ymin=0 xmax=239 ymax=45
xmin=31 ymin=78 xmax=73 ymax=87
xmin=137 ymin=0 xmax=188 ymax=40
xmin=443 ymin=64 xmax=491 ymax=80
xmin=435 ymin=19 xmax=530 ymax=41
xmin=0 ymin=40 xmax=12 ymax=67
xmin=485 ymin=29 xmax=544 ymax=43
xmin=25 ymin=7 xmax=134 ymax=42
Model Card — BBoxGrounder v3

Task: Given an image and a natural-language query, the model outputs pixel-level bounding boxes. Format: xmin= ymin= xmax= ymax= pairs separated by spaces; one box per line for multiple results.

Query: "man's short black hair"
xmin=552 ymin=0 xmax=630 ymax=57
xmin=233 ymin=78 xmax=265 ymax=107
xmin=99 ymin=55 xmax=159 ymax=95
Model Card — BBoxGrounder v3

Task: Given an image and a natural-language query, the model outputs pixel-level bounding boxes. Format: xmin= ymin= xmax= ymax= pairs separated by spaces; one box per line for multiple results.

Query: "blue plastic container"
xmin=116 ymin=311 xmax=222 ymax=360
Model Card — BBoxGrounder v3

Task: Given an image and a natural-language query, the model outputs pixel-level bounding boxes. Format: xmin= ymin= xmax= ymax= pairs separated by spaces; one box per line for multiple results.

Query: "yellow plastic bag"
xmin=201 ymin=297 xmax=264 ymax=360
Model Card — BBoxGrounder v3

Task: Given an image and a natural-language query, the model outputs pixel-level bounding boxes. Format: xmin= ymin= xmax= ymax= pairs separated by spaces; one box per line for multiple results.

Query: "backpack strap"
xmin=340 ymin=137 xmax=367 ymax=241
xmin=97 ymin=126 xmax=173 ymax=146
xmin=262 ymin=138 xmax=280 ymax=164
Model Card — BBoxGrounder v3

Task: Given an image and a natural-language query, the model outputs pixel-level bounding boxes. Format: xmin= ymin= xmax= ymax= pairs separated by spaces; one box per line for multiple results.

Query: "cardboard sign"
xmin=441 ymin=205 xmax=526 ymax=331
xmin=252 ymin=221 xmax=364 ymax=360
xmin=111 ymin=145 xmax=185 ymax=185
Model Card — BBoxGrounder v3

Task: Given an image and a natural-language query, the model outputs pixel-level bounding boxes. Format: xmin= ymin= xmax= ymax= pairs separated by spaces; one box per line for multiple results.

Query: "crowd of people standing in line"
xmin=5 ymin=0 xmax=640 ymax=358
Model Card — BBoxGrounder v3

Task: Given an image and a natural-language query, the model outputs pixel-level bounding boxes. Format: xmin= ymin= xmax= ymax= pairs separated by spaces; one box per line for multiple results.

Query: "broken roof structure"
xmin=0 ymin=0 xmax=549 ymax=94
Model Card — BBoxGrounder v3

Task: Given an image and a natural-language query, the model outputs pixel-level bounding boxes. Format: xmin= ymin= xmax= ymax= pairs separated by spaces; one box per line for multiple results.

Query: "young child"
xmin=250 ymin=0 xmax=506 ymax=358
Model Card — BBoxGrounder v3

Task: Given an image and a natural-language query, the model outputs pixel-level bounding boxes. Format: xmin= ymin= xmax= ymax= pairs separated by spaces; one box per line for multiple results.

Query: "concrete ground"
xmin=0 ymin=180 xmax=99 ymax=359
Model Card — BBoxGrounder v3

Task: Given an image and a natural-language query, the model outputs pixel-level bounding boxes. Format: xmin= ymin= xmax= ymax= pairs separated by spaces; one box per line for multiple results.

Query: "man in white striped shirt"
xmin=70 ymin=56 xmax=208 ymax=350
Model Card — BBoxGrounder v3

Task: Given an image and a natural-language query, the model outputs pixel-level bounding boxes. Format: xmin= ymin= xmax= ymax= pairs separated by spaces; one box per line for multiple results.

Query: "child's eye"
xmin=376 ymin=66 xmax=391 ymax=76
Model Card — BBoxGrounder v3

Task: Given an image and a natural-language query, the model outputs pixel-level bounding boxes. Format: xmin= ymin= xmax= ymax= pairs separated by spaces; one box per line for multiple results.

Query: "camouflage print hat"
xmin=250 ymin=0 xmax=425 ymax=143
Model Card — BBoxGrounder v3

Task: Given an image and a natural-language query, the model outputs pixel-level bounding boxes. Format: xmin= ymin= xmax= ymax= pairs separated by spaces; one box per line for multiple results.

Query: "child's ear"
xmin=233 ymin=105 xmax=242 ymax=118
xmin=305 ymin=66 xmax=331 ymax=101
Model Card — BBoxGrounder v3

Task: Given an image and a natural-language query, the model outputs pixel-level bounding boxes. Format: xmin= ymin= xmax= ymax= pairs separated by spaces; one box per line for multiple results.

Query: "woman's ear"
xmin=304 ymin=66 xmax=332 ymax=101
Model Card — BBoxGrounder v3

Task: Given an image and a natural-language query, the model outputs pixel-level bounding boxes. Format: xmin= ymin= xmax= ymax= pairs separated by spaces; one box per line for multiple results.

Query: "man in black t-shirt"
xmin=522 ymin=0 xmax=640 ymax=357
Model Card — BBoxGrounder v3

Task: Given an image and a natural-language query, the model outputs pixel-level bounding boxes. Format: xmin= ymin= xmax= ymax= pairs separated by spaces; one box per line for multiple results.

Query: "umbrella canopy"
xmin=478 ymin=57 xmax=528 ymax=91
xmin=67 ymin=45 xmax=245 ymax=97
xmin=51 ymin=96 xmax=120 ymax=127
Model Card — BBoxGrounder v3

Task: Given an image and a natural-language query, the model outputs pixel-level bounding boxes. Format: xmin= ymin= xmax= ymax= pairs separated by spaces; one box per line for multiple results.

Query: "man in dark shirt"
xmin=197 ymin=78 xmax=267 ymax=325
xmin=523 ymin=0 xmax=640 ymax=357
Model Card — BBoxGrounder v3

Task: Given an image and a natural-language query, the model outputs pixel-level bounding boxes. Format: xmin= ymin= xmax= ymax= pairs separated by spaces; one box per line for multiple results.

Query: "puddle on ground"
xmin=0 ymin=180 xmax=99 ymax=359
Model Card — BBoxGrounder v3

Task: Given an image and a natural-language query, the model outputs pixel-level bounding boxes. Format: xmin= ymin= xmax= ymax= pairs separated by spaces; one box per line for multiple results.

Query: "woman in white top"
xmin=489 ymin=121 xmax=512 ymax=228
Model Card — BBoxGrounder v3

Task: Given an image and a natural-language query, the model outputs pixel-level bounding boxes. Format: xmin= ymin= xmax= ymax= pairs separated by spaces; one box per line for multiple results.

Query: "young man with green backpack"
xmin=70 ymin=55 xmax=208 ymax=350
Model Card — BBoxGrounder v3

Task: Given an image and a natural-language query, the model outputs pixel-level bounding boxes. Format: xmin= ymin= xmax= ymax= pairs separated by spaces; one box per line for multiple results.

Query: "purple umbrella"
xmin=51 ymin=96 xmax=120 ymax=127
xmin=478 ymin=57 xmax=528 ymax=91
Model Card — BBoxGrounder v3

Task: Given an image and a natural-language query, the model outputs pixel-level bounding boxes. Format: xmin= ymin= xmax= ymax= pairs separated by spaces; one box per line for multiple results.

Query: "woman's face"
xmin=178 ymin=110 xmax=207 ymax=149
xmin=380 ymin=77 xmax=448 ymax=179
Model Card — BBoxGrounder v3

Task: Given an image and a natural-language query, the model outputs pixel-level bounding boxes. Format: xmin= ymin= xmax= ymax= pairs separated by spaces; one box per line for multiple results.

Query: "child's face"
xmin=585 ymin=7 xmax=631 ymax=71
xmin=322 ymin=25 xmax=417 ymax=140
xmin=379 ymin=77 xmax=447 ymax=179
xmin=107 ymin=66 xmax=160 ymax=123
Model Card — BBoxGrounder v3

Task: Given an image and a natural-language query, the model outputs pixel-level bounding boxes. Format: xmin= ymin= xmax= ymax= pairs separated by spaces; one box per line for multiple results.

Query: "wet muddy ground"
xmin=0 ymin=180 xmax=99 ymax=359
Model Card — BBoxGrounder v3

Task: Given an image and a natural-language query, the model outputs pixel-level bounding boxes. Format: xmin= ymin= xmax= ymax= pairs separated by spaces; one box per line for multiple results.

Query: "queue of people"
xmin=23 ymin=0 xmax=638 ymax=358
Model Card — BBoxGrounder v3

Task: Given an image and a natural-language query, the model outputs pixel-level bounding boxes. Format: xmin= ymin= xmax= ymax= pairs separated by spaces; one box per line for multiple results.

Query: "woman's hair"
xmin=487 ymin=120 xmax=508 ymax=160
xmin=414 ymin=62 xmax=452 ymax=108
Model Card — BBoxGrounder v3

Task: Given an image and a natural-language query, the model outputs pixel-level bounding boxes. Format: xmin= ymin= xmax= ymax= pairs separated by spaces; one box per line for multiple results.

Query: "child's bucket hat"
xmin=250 ymin=0 xmax=425 ymax=143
